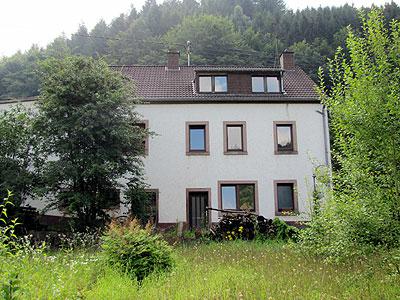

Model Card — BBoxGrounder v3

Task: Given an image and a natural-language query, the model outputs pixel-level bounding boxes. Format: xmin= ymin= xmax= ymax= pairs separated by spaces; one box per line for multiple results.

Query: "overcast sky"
xmin=0 ymin=0 xmax=397 ymax=57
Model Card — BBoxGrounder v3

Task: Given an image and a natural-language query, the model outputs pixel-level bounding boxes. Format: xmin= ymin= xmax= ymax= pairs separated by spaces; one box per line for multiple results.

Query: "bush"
xmin=210 ymin=213 xmax=298 ymax=241
xmin=101 ymin=219 xmax=174 ymax=281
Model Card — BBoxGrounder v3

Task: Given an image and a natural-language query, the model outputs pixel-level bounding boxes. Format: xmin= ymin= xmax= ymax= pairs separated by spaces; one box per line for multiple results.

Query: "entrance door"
xmin=188 ymin=191 xmax=209 ymax=229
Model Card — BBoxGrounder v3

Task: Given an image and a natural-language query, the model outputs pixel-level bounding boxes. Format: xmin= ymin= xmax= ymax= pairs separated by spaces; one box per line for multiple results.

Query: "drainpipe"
xmin=322 ymin=105 xmax=333 ymax=187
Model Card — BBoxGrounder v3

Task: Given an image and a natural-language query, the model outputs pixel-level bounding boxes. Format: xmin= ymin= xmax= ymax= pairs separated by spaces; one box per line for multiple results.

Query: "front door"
xmin=188 ymin=191 xmax=209 ymax=229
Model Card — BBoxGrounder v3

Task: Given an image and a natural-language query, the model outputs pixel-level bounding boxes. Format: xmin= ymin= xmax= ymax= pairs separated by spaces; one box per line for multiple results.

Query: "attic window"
xmin=199 ymin=76 xmax=227 ymax=93
xmin=252 ymin=76 xmax=281 ymax=93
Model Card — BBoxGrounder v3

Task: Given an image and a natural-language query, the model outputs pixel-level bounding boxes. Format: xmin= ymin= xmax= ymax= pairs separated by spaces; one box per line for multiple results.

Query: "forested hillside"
xmin=1 ymin=0 xmax=399 ymax=99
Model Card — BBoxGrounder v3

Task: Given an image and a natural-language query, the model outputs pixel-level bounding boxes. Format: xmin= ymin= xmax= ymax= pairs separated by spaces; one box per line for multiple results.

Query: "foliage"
xmin=2 ymin=1 xmax=400 ymax=98
xmin=164 ymin=14 xmax=252 ymax=65
xmin=300 ymin=9 xmax=400 ymax=259
xmin=101 ymin=219 xmax=174 ymax=281
xmin=0 ymin=106 xmax=36 ymax=207
xmin=124 ymin=184 xmax=156 ymax=225
xmin=210 ymin=213 xmax=298 ymax=241
xmin=0 ymin=191 xmax=21 ymax=256
xmin=0 ymin=242 xmax=399 ymax=299
xmin=34 ymin=56 xmax=147 ymax=229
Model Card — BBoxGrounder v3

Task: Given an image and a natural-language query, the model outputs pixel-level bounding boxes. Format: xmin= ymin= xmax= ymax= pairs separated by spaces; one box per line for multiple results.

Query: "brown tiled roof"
xmin=110 ymin=65 xmax=319 ymax=103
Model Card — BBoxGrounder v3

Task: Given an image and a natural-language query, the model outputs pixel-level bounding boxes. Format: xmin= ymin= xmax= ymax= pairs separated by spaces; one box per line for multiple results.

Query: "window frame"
xmin=274 ymin=180 xmax=298 ymax=216
xmin=186 ymin=121 xmax=210 ymax=155
xmin=198 ymin=75 xmax=228 ymax=93
xmin=218 ymin=181 xmax=258 ymax=214
xmin=273 ymin=121 xmax=298 ymax=155
xmin=135 ymin=120 xmax=149 ymax=156
xmin=223 ymin=121 xmax=247 ymax=155
xmin=144 ymin=188 xmax=159 ymax=224
xmin=251 ymin=75 xmax=282 ymax=93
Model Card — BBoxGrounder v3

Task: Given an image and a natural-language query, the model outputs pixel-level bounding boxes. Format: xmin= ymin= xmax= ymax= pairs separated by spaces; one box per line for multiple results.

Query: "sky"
xmin=0 ymin=0 xmax=397 ymax=57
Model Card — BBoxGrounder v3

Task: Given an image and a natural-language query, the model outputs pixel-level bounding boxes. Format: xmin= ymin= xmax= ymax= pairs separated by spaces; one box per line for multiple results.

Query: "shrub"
xmin=210 ymin=213 xmax=298 ymax=241
xmin=101 ymin=219 xmax=174 ymax=281
xmin=0 ymin=191 xmax=20 ymax=256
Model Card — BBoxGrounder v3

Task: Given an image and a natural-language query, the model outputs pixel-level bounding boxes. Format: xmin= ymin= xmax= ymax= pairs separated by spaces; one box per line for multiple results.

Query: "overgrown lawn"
xmin=2 ymin=242 xmax=399 ymax=299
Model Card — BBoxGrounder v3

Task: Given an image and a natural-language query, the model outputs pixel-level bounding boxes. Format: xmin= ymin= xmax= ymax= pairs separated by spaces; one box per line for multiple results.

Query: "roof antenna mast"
xmin=186 ymin=41 xmax=192 ymax=66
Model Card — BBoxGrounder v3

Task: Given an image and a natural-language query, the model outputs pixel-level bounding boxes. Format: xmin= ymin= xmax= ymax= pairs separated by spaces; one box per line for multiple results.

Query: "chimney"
xmin=167 ymin=50 xmax=180 ymax=70
xmin=279 ymin=49 xmax=295 ymax=70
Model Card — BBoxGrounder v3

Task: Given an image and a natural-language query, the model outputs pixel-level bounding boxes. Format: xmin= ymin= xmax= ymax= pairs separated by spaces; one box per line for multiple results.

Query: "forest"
xmin=0 ymin=0 xmax=399 ymax=99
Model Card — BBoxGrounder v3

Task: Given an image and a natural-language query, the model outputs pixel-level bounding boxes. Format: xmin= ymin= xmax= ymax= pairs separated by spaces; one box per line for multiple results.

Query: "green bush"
xmin=101 ymin=219 xmax=174 ymax=281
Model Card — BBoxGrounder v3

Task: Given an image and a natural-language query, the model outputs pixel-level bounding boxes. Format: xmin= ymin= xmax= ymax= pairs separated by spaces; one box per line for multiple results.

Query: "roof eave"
xmin=137 ymin=97 xmax=320 ymax=104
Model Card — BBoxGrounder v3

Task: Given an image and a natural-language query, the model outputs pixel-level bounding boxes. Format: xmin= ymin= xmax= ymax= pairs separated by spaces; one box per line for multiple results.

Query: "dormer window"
xmin=199 ymin=75 xmax=227 ymax=93
xmin=252 ymin=76 xmax=281 ymax=93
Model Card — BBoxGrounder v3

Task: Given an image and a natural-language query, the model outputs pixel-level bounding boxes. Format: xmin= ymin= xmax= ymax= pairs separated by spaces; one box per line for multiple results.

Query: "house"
xmin=0 ymin=50 xmax=330 ymax=229
xmin=111 ymin=50 xmax=330 ymax=228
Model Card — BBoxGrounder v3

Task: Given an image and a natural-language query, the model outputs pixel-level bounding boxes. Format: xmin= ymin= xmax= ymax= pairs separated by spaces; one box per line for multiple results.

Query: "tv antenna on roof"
xmin=186 ymin=41 xmax=192 ymax=66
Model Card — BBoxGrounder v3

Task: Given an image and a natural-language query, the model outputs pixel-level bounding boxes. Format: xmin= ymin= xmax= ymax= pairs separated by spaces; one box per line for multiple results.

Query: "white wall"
xmin=0 ymin=101 xmax=326 ymax=222
xmin=135 ymin=102 xmax=326 ymax=223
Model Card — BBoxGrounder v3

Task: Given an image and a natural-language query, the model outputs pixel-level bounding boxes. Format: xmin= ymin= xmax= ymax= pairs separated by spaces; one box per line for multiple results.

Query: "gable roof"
xmin=110 ymin=65 xmax=319 ymax=103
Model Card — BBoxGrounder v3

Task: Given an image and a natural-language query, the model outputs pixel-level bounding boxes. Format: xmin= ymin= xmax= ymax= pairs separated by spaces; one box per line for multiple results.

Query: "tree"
xmin=0 ymin=46 xmax=43 ymax=99
xmin=164 ymin=14 xmax=251 ymax=65
xmin=35 ymin=56 xmax=147 ymax=229
xmin=290 ymin=40 xmax=324 ymax=81
xmin=300 ymin=9 xmax=400 ymax=258
xmin=0 ymin=106 xmax=36 ymax=206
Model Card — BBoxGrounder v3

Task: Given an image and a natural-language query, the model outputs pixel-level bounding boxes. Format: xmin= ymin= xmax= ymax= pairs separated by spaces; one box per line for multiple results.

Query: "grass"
xmin=1 ymin=241 xmax=399 ymax=299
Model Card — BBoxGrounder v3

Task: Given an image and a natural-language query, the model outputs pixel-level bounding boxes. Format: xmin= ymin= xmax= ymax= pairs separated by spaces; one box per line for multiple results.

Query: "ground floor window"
xmin=129 ymin=188 xmax=158 ymax=224
xmin=218 ymin=182 xmax=257 ymax=211
xmin=274 ymin=180 xmax=298 ymax=215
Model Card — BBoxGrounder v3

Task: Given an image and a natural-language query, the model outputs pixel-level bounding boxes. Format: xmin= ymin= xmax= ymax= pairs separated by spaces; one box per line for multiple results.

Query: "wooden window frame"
xmin=198 ymin=75 xmax=228 ymax=94
xmin=273 ymin=121 xmax=298 ymax=155
xmin=223 ymin=121 xmax=247 ymax=155
xmin=145 ymin=188 xmax=159 ymax=224
xmin=135 ymin=120 xmax=149 ymax=156
xmin=274 ymin=180 xmax=298 ymax=216
xmin=217 ymin=180 xmax=259 ymax=214
xmin=251 ymin=75 xmax=282 ymax=93
xmin=186 ymin=121 xmax=210 ymax=156
xmin=186 ymin=188 xmax=212 ymax=228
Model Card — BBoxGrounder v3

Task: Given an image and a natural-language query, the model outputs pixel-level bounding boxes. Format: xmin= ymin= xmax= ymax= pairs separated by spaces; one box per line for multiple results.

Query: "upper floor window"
xmin=223 ymin=121 xmax=247 ymax=155
xmin=186 ymin=121 xmax=209 ymax=155
xmin=199 ymin=76 xmax=227 ymax=93
xmin=252 ymin=76 xmax=281 ymax=93
xmin=273 ymin=121 xmax=298 ymax=155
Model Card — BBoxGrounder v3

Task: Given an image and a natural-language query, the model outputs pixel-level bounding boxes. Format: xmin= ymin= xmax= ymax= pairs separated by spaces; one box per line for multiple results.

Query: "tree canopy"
xmin=300 ymin=9 xmax=400 ymax=259
xmin=34 ymin=56 xmax=147 ymax=228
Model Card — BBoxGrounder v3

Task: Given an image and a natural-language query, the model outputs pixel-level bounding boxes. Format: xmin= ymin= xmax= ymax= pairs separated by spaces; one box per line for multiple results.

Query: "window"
xmin=186 ymin=122 xmax=209 ymax=155
xmin=274 ymin=181 xmax=298 ymax=215
xmin=130 ymin=189 xmax=158 ymax=224
xmin=251 ymin=76 xmax=281 ymax=93
xmin=198 ymin=75 xmax=227 ymax=93
xmin=219 ymin=182 xmax=257 ymax=211
xmin=252 ymin=76 xmax=264 ymax=93
xmin=214 ymin=76 xmax=228 ymax=92
xmin=273 ymin=121 xmax=298 ymax=154
xmin=199 ymin=76 xmax=212 ymax=92
xmin=144 ymin=189 xmax=158 ymax=224
xmin=223 ymin=121 xmax=247 ymax=154
xmin=266 ymin=77 xmax=280 ymax=93
xmin=134 ymin=120 xmax=149 ymax=155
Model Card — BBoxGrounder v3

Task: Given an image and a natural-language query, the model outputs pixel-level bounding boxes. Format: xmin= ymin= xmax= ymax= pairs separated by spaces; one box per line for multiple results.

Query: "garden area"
xmin=1 ymin=225 xmax=399 ymax=299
